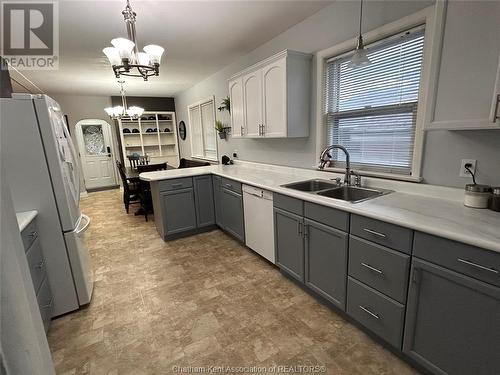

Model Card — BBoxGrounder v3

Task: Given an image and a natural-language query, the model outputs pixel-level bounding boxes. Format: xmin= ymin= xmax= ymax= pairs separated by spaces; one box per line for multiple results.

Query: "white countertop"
xmin=16 ymin=210 xmax=38 ymax=232
xmin=141 ymin=162 xmax=500 ymax=254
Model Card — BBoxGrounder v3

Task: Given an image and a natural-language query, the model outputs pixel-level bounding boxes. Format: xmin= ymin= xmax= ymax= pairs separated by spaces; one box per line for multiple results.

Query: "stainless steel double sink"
xmin=281 ymin=179 xmax=392 ymax=203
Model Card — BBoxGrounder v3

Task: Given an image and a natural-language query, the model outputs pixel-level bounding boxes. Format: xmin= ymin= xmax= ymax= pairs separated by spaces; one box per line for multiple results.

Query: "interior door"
xmin=262 ymin=57 xmax=287 ymax=137
xmin=242 ymin=70 xmax=263 ymax=137
xmin=76 ymin=120 xmax=117 ymax=190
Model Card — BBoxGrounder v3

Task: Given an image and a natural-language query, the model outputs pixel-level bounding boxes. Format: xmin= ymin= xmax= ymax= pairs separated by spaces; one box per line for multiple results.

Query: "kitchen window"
xmin=323 ymin=26 xmax=426 ymax=177
xmin=188 ymin=96 xmax=217 ymax=161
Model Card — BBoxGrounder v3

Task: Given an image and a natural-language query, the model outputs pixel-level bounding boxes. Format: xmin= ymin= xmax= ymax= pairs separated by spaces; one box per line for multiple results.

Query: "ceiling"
xmin=15 ymin=0 xmax=332 ymax=97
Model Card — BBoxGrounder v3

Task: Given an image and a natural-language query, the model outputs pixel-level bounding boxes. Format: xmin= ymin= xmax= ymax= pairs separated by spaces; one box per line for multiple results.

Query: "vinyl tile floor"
xmin=48 ymin=189 xmax=421 ymax=375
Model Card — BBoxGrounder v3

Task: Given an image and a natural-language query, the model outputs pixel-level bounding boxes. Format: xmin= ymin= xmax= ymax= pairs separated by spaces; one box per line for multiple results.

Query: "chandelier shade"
xmin=103 ymin=1 xmax=164 ymax=80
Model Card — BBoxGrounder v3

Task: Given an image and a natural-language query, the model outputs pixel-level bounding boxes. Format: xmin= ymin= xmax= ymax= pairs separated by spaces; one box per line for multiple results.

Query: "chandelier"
xmin=102 ymin=0 xmax=164 ymax=81
xmin=104 ymin=81 xmax=144 ymax=119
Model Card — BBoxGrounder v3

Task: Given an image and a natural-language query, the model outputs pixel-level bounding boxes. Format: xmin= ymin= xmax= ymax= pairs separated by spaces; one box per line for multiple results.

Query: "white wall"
xmin=175 ymin=0 xmax=500 ymax=188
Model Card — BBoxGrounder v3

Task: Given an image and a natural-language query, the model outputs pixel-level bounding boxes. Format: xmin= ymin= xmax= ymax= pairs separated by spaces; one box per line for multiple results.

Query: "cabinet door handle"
xmin=359 ymin=305 xmax=380 ymax=319
xmin=28 ymin=231 xmax=38 ymax=239
xmin=457 ymin=258 xmax=499 ymax=274
xmin=35 ymin=260 xmax=45 ymax=269
xmin=262 ymin=124 xmax=265 ymax=135
xmin=493 ymin=94 xmax=500 ymax=122
xmin=363 ymin=228 xmax=387 ymax=238
xmin=241 ymin=126 xmax=244 ymax=136
xmin=297 ymin=221 xmax=303 ymax=237
xmin=361 ymin=262 xmax=383 ymax=275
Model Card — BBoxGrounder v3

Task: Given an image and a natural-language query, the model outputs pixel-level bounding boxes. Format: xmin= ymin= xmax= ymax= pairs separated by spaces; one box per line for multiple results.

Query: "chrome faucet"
xmin=318 ymin=144 xmax=352 ymax=185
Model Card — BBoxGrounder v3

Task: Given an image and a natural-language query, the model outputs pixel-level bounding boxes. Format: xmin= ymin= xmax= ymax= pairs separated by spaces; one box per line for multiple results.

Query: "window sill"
xmin=317 ymin=166 xmax=423 ymax=183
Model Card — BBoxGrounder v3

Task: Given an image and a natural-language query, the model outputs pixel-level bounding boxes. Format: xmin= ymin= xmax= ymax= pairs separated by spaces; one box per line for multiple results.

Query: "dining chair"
xmin=116 ymin=160 xmax=140 ymax=214
xmin=135 ymin=162 xmax=168 ymax=221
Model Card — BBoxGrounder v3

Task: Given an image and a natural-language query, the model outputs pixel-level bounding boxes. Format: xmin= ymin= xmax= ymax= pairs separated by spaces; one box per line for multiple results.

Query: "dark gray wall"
xmin=111 ymin=96 xmax=175 ymax=112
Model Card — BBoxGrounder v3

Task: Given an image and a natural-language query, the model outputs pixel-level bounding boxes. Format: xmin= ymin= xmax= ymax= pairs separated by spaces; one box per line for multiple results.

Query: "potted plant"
xmin=215 ymin=120 xmax=227 ymax=139
xmin=218 ymin=97 xmax=230 ymax=113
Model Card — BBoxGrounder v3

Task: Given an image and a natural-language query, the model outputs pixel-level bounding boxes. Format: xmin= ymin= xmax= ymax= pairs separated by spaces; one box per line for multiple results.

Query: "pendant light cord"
xmin=358 ymin=0 xmax=364 ymax=36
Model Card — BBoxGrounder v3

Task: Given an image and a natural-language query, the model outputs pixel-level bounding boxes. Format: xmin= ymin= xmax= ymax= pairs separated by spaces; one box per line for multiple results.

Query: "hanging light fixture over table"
xmin=348 ymin=0 xmax=371 ymax=68
xmin=103 ymin=0 xmax=164 ymax=80
xmin=104 ymin=81 xmax=144 ymax=119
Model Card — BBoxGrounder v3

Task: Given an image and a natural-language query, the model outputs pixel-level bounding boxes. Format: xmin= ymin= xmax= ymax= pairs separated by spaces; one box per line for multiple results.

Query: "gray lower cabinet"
xmin=194 ymin=175 xmax=215 ymax=228
xmin=160 ymin=188 xmax=197 ymax=237
xmin=212 ymin=175 xmax=223 ymax=227
xmin=274 ymin=207 xmax=304 ymax=282
xmin=21 ymin=217 xmax=52 ymax=332
xmin=347 ymin=277 xmax=405 ymax=349
xmin=305 ymin=219 xmax=347 ymax=310
xmin=403 ymin=258 xmax=500 ymax=375
xmin=220 ymin=187 xmax=245 ymax=242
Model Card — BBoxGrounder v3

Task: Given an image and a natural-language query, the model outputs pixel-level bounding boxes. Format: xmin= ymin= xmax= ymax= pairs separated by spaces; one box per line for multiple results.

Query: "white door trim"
xmin=75 ymin=119 xmax=118 ymax=189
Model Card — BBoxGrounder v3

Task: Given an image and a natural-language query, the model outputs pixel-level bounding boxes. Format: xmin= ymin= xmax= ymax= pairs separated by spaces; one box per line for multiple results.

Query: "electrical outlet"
xmin=459 ymin=159 xmax=477 ymax=177
xmin=233 ymin=150 xmax=238 ymax=158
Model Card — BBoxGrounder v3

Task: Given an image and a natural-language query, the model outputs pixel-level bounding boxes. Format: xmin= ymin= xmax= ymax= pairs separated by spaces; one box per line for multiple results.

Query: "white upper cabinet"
xmin=229 ymin=77 xmax=244 ymax=138
xmin=425 ymin=1 xmax=500 ymax=130
xmin=242 ymin=70 xmax=263 ymax=137
xmin=262 ymin=57 xmax=287 ymax=137
xmin=228 ymin=50 xmax=311 ymax=138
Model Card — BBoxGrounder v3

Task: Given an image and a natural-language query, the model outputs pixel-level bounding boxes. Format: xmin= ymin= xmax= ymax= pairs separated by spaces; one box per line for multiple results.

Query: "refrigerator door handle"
xmin=76 ymin=214 xmax=91 ymax=235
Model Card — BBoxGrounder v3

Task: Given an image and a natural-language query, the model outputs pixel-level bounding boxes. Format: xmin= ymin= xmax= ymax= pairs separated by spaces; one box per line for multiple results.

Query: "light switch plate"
xmin=459 ymin=159 xmax=477 ymax=177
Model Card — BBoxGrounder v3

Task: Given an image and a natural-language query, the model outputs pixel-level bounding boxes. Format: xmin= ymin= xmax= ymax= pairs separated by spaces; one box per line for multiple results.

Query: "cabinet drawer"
xmin=350 ymin=215 xmax=413 ymax=254
xmin=221 ymin=178 xmax=242 ymax=194
xmin=347 ymin=277 xmax=405 ymax=349
xmin=21 ymin=218 xmax=38 ymax=251
xmin=414 ymin=232 xmax=500 ymax=288
xmin=304 ymin=202 xmax=349 ymax=232
xmin=158 ymin=177 xmax=193 ymax=192
xmin=348 ymin=236 xmax=410 ymax=304
xmin=26 ymin=237 xmax=46 ymax=293
xmin=273 ymin=193 xmax=303 ymax=216
xmin=36 ymin=277 xmax=53 ymax=332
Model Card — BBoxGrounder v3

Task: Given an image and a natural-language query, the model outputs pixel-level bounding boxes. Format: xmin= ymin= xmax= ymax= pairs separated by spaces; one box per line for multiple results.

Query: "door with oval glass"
xmin=75 ymin=119 xmax=117 ymax=190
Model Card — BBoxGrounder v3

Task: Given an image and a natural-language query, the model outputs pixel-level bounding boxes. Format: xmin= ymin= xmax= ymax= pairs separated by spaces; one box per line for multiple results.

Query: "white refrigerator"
xmin=1 ymin=94 xmax=94 ymax=316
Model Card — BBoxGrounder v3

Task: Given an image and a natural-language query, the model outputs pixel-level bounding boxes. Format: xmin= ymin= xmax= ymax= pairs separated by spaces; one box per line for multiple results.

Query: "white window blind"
xmin=324 ymin=26 xmax=425 ymax=175
xmin=188 ymin=97 xmax=217 ymax=161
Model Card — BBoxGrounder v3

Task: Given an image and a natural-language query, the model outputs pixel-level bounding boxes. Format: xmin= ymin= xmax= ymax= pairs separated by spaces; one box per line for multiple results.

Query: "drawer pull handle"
xmin=361 ymin=262 xmax=383 ymax=274
xmin=42 ymin=298 xmax=54 ymax=309
xmin=171 ymin=183 xmax=183 ymax=188
xmin=224 ymin=184 xmax=233 ymax=188
xmin=363 ymin=228 xmax=386 ymax=238
xmin=457 ymin=258 xmax=499 ymax=274
xmin=28 ymin=231 xmax=38 ymax=238
xmin=359 ymin=305 xmax=380 ymax=320
xmin=35 ymin=260 xmax=45 ymax=269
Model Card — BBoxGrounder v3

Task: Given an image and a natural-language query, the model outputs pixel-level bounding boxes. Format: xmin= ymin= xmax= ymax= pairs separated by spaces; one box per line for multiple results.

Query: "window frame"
xmin=188 ymin=95 xmax=218 ymax=162
xmin=315 ymin=4 xmax=446 ymax=182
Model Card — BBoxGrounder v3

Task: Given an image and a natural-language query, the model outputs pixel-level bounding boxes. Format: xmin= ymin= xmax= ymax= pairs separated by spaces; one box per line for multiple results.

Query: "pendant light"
xmin=102 ymin=0 xmax=165 ymax=81
xmin=348 ymin=0 xmax=371 ymax=68
xmin=104 ymin=81 xmax=144 ymax=119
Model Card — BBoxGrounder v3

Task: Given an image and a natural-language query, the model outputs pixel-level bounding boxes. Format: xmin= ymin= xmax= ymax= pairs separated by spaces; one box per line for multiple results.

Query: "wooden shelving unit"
xmin=118 ymin=111 xmax=180 ymax=168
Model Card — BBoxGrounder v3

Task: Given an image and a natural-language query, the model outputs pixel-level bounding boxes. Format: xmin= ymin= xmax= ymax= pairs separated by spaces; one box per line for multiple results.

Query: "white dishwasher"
xmin=242 ymin=185 xmax=275 ymax=264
